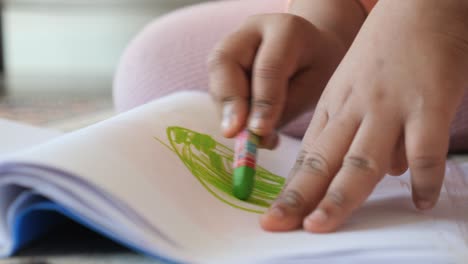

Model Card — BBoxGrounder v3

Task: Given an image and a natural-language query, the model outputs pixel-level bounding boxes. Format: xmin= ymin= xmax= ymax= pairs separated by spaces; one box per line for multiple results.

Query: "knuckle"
xmin=251 ymin=96 xmax=283 ymax=119
xmin=279 ymin=14 xmax=309 ymax=31
xmin=304 ymin=153 xmax=330 ymax=177
xmin=252 ymin=97 xmax=279 ymax=111
xmin=276 ymin=190 xmax=306 ymax=209
xmin=294 ymin=149 xmax=330 ymax=177
xmin=328 ymin=114 xmax=350 ymax=129
xmin=207 ymin=48 xmax=231 ymax=71
xmin=252 ymin=98 xmax=276 ymax=108
xmin=208 ymin=82 xmax=222 ymax=99
xmin=293 ymin=149 xmax=307 ymax=169
xmin=209 ymin=87 xmax=245 ymax=105
xmin=254 ymin=60 xmax=284 ymax=80
xmin=409 ymin=97 xmax=451 ymax=119
xmin=370 ymin=88 xmax=387 ymax=105
xmin=208 ymin=88 xmax=224 ymax=102
xmin=343 ymin=154 xmax=379 ymax=175
xmin=324 ymin=189 xmax=346 ymax=209
xmin=409 ymin=154 xmax=445 ymax=170
xmin=221 ymin=95 xmax=246 ymax=106
xmin=312 ymin=105 xmax=330 ymax=121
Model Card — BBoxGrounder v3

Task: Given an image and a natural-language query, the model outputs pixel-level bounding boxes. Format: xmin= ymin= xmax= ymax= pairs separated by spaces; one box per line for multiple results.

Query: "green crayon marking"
xmin=154 ymin=126 xmax=285 ymax=214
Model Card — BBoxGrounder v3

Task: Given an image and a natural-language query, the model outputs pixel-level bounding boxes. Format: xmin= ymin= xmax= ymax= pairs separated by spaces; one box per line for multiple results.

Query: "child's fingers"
xmin=277 ymin=67 xmax=330 ymax=129
xmin=304 ymin=114 xmax=401 ymax=233
xmin=260 ymin=106 xmax=330 ymax=231
xmin=260 ymin=111 xmax=359 ymax=231
xmin=248 ymin=17 xmax=307 ymax=137
xmin=257 ymin=73 xmax=327 ymax=149
xmin=207 ymin=27 xmax=261 ymax=138
xmin=404 ymin=112 xmax=450 ymax=210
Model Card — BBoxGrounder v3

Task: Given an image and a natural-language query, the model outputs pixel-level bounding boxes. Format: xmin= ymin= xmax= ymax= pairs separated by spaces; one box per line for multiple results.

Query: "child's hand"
xmin=208 ymin=14 xmax=346 ymax=148
xmin=261 ymin=0 xmax=468 ymax=232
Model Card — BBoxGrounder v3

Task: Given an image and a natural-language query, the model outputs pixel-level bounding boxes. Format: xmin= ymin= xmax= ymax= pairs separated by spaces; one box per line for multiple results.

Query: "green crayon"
xmin=233 ymin=130 xmax=258 ymax=200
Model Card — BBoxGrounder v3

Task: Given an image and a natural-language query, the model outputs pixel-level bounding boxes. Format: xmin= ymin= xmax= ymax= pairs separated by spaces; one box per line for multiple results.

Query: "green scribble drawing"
xmin=154 ymin=126 xmax=285 ymax=214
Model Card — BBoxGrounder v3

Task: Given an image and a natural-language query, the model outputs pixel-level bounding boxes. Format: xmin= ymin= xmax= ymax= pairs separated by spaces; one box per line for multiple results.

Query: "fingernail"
xmin=268 ymin=206 xmax=285 ymax=219
xmin=248 ymin=116 xmax=262 ymax=131
xmin=222 ymin=105 xmax=234 ymax=131
xmin=221 ymin=116 xmax=232 ymax=131
xmin=417 ymin=200 xmax=433 ymax=210
xmin=306 ymin=209 xmax=328 ymax=224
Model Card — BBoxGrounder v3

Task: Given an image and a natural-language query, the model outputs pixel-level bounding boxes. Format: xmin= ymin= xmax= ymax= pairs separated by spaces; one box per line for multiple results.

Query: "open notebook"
xmin=0 ymin=92 xmax=467 ymax=263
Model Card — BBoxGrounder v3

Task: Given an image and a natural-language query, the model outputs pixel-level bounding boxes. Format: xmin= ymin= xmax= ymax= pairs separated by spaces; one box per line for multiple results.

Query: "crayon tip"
xmin=233 ymin=166 xmax=255 ymax=200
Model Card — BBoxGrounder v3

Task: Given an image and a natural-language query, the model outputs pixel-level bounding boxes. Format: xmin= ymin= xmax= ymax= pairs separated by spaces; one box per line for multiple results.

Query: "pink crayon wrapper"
xmin=233 ymin=130 xmax=259 ymax=169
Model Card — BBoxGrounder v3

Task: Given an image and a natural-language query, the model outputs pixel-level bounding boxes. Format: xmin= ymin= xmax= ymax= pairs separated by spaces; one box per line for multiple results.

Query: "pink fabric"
xmin=113 ymin=0 xmax=288 ymax=112
xmin=113 ymin=0 xmax=468 ymax=152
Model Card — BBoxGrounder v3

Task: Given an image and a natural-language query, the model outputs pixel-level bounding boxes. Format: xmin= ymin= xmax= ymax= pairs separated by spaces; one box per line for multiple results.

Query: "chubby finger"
xmin=256 ymin=67 xmax=324 ymax=150
xmin=248 ymin=24 xmax=303 ymax=137
xmin=277 ymin=67 xmax=331 ymax=129
xmin=260 ymin=107 xmax=329 ymax=231
xmin=304 ymin=114 xmax=401 ymax=233
xmin=256 ymin=58 xmax=327 ymax=150
xmin=405 ymin=112 xmax=450 ymax=210
xmin=260 ymin=112 xmax=360 ymax=231
xmin=207 ymin=27 xmax=261 ymax=138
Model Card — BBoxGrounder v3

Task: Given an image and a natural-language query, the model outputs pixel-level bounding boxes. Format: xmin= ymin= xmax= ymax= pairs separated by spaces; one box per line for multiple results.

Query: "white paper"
xmin=1 ymin=92 xmax=467 ymax=263
xmin=0 ymin=119 xmax=61 ymax=158
xmin=0 ymin=119 xmax=61 ymax=255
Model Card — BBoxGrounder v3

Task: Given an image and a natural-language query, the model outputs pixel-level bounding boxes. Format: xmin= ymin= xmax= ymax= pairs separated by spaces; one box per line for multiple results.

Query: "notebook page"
xmin=0 ymin=120 xmax=61 ymax=255
xmin=0 ymin=119 xmax=61 ymax=158
xmin=2 ymin=92 xmax=467 ymax=263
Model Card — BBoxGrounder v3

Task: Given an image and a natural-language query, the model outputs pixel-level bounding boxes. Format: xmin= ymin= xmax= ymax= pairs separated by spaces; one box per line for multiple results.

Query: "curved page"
xmin=0 ymin=92 xmax=467 ymax=263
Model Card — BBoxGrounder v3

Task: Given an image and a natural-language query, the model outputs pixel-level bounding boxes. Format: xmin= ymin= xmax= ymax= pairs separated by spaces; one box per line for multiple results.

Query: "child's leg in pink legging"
xmin=113 ymin=0 xmax=468 ymax=151
xmin=113 ymin=0 xmax=287 ymax=111
xmin=113 ymin=0 xmax=311 ymax=138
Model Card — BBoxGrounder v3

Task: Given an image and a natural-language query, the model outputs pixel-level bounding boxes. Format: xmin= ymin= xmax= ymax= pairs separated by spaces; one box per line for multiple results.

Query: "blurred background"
xmin=2 ymin=1 xmax=211 ymax=263
xmin=0 ymin=0 xmax=208 ymax=130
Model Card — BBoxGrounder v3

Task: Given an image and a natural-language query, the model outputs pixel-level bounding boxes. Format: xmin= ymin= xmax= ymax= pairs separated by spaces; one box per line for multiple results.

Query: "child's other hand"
xmin=208 ymin=14 xmax=345 ymax=149
xmin=261 ymin=0 xmax=468 ymax=232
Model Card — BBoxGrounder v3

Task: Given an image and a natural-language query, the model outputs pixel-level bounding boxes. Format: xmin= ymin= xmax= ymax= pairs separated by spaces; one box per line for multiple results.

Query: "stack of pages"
xmin=0 ymin=92 xmax=467 ymax=263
